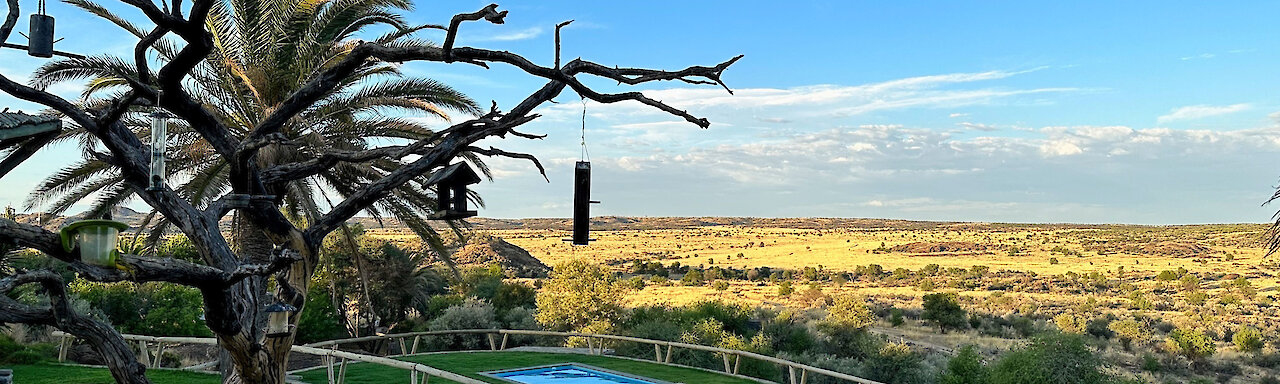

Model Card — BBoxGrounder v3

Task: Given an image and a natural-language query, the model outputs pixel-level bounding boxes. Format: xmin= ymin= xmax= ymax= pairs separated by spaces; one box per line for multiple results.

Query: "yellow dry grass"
xmin=368 ymin=224 xmax=1277 ymax=309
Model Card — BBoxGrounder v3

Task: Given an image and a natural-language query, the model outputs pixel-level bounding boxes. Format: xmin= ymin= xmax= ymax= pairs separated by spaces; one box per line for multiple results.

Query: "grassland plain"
xmin=370 ymin=220 xmax=1278 ymax=307
xmin=369 ymin=220 xmax=1280 ymax=382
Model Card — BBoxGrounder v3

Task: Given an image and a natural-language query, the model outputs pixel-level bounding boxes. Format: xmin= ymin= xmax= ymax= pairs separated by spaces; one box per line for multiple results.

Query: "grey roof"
xmin=0 ymin=112 xmax=62 ymax=179
xmin=0 ymin=112 xmax=60 ymax=142
xmin=424 ymin=162 xmax=482 ymax=186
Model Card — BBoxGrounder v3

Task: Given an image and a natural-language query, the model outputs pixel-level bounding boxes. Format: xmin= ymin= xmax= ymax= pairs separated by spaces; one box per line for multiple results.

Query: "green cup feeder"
xmin=59 ymin=220 xmax=128 ymax=267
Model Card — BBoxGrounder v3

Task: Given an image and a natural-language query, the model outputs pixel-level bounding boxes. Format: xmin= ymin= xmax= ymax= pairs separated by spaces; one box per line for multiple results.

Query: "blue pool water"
xmin=486 ymin=364 xmax=666 ymax=384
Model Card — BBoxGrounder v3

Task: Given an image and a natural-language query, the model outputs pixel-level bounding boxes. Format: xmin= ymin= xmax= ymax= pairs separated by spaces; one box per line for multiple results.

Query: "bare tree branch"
xmin=441 ymin=3 xmax=507 ymax=62
xmin=0 ymin=270 xmax=152 ymax=384
xmin=0 ymin=0 xmax=17 ymax=45
xmin=0 ymin=218 xmax=296 ymax=287
xmin=466 ymin=146 xmax=549 ymax=182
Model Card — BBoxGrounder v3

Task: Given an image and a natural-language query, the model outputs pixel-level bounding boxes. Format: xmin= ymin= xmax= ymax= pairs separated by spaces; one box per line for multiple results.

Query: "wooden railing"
xmin=51 ymin=331 xmax=487 ymax=384
xmin=305 ymin=329 xmax=885 ymax=384
xmin=54 ymin=329 xmax=884 ymax=384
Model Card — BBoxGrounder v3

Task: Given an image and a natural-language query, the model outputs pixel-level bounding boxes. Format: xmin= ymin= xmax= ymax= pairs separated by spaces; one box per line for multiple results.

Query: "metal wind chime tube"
xmin=147 ymin=103 xmax=167 ymax=191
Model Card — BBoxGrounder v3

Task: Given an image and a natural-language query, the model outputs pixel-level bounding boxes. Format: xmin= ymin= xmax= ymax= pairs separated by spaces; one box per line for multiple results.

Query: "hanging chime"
xmin=26 ymin=0 xmax=56 ymax=58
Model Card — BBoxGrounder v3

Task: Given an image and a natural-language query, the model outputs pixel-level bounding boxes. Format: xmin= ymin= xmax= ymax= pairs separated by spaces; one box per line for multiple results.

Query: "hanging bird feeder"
xmin=146 ymin=108 xmax=168 ymax=191
xmin=567 ymin=161 xmax=600 ymax=245
xmin=59 ymin=219 xmax=128 ymax=267
xmin=564 ymin=99 xmax=600 ymax=245
xmin=425 ymin=162 xmax=481 ymax=220
xmin=264 ymin=302 xmax=297 ymax=337
xmin=26 ymin=0 xmax=57 ymax=58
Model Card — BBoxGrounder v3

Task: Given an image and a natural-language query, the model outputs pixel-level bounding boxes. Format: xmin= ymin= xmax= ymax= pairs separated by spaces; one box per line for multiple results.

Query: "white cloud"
xmin=1157 ymin=103 xmax=1251 ymax=123
xmin=535 ymin=68 xmax=1080 ymax=127
xmin=1180 ymin=53 xmax=1216 ymax=61
xmin=473 ymin=27 xmax=544 ymax=42
xmin=1039 ymin=140 xmax=1084 ymax=157
xmin=958 ymin=122 xmax=999 ymax=131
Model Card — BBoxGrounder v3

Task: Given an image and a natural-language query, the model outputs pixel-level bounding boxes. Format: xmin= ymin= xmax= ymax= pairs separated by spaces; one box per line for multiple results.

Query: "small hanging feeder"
xmin=566 ymin=161 xmax=600 ymax=245
xmin=26 ymin=0 xmax=56 ymax=58
xmin=59 ymin=219 xmax=128 ymax=267
xmin=425 ymin=162 xmax=481 ymax=220
xmin=264 ymin=302 xmax=297 ymax=337
xmin=146 ymin=109 xmax=168 ymax=191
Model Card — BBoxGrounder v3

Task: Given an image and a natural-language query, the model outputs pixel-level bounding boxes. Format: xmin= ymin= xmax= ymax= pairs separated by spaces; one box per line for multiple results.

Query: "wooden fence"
xmin=55 ymin=329 xmax=885 ymax=384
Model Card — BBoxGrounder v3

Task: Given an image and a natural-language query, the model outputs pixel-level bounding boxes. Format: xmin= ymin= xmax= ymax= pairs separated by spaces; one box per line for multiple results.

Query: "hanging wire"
xmin=579 ymin=96 xmax=590 ymax=162
xmin=37 ymin=0 xmax=46 ymax=15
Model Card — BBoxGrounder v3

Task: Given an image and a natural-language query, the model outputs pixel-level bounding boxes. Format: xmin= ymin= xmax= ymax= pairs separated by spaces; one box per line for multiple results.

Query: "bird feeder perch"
xmin=425 ymin=162 xmax=481 ymax=220
xmin=264 ymin=302 xmax=297 ymax=337
xmin=59 ymin=219 xmax=128 ymax=267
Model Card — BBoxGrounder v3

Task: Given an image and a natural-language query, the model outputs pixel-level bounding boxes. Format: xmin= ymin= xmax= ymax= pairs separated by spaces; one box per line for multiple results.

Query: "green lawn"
xmin=295 ymin=351 xmax=763 ymax=384
xmin=0 ymin=363 xmax=221 ymax=384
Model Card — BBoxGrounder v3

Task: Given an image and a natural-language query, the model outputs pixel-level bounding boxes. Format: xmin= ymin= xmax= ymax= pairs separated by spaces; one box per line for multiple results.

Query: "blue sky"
xmin=3 ymin=1 xmax=1280 ymax=224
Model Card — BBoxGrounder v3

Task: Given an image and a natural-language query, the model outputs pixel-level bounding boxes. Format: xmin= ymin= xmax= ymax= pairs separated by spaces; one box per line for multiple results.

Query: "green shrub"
xmin=1140 ymin=353 xmax=1161 ymax=372
xmin=5 ymin=350 xmax=43 ymax=364
xmin=70 ymin=281 xmax=210 ymax=337
xmin=889 ymin=308 xmax=905 ymax=327
xmin=777 ymin=281 xmax=794 ymax=296
xmin=422 ymin=294 xmax=464 ymax=320
xmin=0 ymin=335 xmax=22 ymax=360
xmin=429 ymin=299 xmax=498 ymax=350
xmin=922 ymin=293 xmax=966 ymax=333
xmin=535 ymin=259 xmax=626 ymax=332
xmin=1166 ymin=328 xmax=1215 ymax=361
xmin=989 ymin=333 xmax=1114 ymax=384
xmin=492 ymin=282 xmax=537 ymax=312
xmin=296 ymin=286 xmax=348 ymax=344
xmin=1233 ymin=327 xmax=1264 ymax=353
xmin=453 ymin=265 xmax=504 ymax=299
xmin=824 ymin=295 xmax=873 ymax=330
xmin=940 ymin=345 xmax=988 ymax=384
xmin=763 ymin=317 xmax=815 ymax=354
xmin=624 ymin=276 xmax=647 ymax=290
xmin=861 ymin=342 xmax=925 ymax=384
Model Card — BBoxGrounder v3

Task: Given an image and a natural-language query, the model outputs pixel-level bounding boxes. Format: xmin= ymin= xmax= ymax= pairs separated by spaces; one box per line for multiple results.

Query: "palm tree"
xmin=26 ymin=0 xmax=482 ymax=340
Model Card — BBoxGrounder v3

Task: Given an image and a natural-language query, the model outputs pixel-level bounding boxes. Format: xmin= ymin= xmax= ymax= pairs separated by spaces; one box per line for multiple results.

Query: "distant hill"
xmin=9 ymin=206 xmax=150 ymax=230
xmin=15 ymin=207 xmax=1248 ymax=233
xmin=351 ymin=216 xmax=976 ymax=231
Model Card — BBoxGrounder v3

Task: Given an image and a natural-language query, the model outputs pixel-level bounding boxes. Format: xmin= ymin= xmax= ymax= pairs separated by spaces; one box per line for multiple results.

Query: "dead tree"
xmin=0 ymin=3 xmax=739 ymax=384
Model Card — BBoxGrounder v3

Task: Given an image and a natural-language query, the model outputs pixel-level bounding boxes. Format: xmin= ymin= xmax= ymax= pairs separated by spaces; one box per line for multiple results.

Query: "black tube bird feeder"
xmin=568 ymin=161 xmax=599 ymax=245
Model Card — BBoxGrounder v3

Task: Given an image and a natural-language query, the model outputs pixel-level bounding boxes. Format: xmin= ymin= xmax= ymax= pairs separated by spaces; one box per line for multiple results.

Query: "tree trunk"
xmin=218 ymin=212 xmax=295 ymax=384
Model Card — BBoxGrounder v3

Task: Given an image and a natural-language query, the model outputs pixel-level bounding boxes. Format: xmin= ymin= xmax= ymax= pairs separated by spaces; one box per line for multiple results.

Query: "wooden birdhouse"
xmin=426 ymin=162 xmax=481 ymax=220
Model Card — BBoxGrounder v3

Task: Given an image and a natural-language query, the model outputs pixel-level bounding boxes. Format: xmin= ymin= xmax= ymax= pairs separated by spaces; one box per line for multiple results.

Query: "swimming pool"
xmin=482 ymin=363 xmax=671 ymax=384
